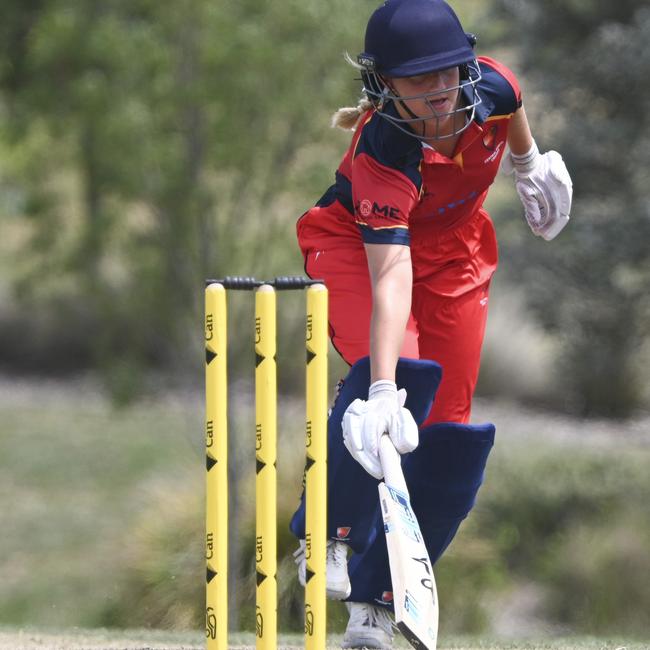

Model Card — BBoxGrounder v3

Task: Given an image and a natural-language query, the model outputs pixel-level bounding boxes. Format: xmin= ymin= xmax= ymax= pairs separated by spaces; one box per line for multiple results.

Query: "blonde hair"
xmin=331 ymin=97 xmax=374 ymax=130
xmin=330 ymin=53 xmax=376 ymax=131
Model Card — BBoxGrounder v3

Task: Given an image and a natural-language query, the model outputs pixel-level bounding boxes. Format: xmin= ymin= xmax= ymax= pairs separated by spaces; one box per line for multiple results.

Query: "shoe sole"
xmin=341 ymin=635 xmax=392 ymax=650
xmin=326 ymin=580 xmax=352 ymax=600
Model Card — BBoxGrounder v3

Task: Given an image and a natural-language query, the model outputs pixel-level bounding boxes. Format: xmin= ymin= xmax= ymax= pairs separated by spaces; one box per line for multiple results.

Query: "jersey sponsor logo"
xmin=356 ymin=200 xmax=401 ymax=220
xmin=336 ymin=526 xmax=351 ymax=540
xmin=483 ymin=140 xmax=504 ymax=164
xmin=359 ymin=199 xmax=373 ymax=218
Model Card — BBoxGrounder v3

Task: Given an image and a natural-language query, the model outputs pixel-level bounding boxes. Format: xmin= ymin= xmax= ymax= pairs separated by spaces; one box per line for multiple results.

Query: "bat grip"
xmin=379 ymin=434 xmax=409 ymax=496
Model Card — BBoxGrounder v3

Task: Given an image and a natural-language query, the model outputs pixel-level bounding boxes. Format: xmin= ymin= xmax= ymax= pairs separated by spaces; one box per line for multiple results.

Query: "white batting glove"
xmin=501 ymin=140 xmax=573 ymax=241
xmin=342 ymin=381 xmax=419 ymax=480
xmin=372 ymin=382 xmax=419 ymax=455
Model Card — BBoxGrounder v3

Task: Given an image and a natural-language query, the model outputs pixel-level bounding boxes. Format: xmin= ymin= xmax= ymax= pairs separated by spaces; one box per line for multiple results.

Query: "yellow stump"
xmin=255 ymin=285 xmax=277 ymax=650
xmin=305 ymin=284 xmax=328 ymax=650
xmin=205 ymin=284 xmax=228 ymax=650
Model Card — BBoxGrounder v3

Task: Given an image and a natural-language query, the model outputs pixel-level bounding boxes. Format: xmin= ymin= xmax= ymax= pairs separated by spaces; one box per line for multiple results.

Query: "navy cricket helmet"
xmin=357 ymin=0 xmax=482 ymax=140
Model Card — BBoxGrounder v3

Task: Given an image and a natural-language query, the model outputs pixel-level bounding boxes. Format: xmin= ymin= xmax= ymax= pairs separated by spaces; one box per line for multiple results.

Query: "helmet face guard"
xmin=358 ymin=55 xmax=482 ymax=141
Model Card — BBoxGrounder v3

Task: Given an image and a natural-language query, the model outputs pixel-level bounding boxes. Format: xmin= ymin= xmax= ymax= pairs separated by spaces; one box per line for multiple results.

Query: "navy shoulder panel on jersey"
xmin=353 ymin=105 xmax=424 ymax=191
xmin=315 ymin=171 xmax=354 ymax=214
xmin=473 ymin=57 xmax=522 ymax=123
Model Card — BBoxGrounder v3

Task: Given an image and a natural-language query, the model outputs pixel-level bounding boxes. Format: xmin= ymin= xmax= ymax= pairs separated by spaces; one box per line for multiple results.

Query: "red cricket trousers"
xmin=297 ymin=204 xmax=498 ymax=425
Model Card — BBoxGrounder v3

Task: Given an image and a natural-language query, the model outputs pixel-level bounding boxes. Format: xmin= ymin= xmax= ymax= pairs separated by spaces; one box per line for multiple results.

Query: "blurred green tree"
xmin=0 ymin=0 xmax=496 ymax=394
xmin=0 ymin=0 xmax=376 ymax=393
xmin=494 ymin=1 xmax=650 ymax=415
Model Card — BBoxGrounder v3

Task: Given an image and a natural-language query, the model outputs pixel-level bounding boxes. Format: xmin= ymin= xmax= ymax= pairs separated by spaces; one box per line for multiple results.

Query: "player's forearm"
xmin=369 ymin=294 xmax=409 ymax=383
xmin=507 ymin=104 xmax=534 ymax=155
xmin=365 ymin=243 xmax=412 ymax=384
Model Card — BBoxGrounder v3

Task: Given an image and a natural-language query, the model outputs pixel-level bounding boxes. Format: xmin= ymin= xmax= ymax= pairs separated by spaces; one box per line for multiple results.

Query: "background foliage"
xmin=493 ymin=0 xmax=650 ymax=415
xmin=1 ymin=0 xmax=649 ymax=640
xmin=3 ymin=0 xmax=649 ymax=416
xmin=2 ymin=0 xmax=649 ymax=416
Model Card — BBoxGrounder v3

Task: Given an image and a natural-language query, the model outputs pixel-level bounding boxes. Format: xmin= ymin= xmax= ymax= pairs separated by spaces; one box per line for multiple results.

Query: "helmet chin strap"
xmin=382 ymin=77 xmax=427 ymax=138
xmin=380 ymin=77 xmax=467 ymax=140
xmin=400 ymin=101 xmax=427 ymax=139
xmin=382 ymin=72 xmax=467 ymax=141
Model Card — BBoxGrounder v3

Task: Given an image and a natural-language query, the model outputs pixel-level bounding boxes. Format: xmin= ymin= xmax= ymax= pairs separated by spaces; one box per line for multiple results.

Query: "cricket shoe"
xmin=342 ymin=602 xmax=395 ymax=649
xmin=293 ymin=539 xmax=351 ymax=600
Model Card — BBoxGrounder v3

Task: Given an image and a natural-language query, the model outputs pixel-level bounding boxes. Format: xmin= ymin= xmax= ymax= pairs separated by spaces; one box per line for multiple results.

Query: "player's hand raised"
xmin=502 ymin=141 xmax=573 ymax=241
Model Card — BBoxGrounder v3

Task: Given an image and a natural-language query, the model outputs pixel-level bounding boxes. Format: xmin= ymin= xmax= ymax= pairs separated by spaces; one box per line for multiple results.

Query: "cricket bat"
xmin=378 ymin=434 xmax=439 ymax=650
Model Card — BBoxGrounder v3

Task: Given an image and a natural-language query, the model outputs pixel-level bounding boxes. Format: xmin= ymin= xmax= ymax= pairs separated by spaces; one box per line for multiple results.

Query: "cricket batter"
xmin=291 ymin=1 xmax=573 ymax=647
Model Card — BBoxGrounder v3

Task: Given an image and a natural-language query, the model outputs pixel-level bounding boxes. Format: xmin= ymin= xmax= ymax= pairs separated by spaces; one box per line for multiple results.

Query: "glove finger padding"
xmin=533 ymin=152 xmax=571 ymax=241
xmin=342 ymin=399 xmax=384 ymax=479
xmin=389 ymin=406 xmax=419 ymax=454
xmin=516 ymin=178 xmax=548 ymax=235
xmin=388 ymin=387 xmax=419 ymax=454
xmin=547 ymin=151 xmax=573 ymax=217
xmin=518 ymin=151 xmax=572 ymax=241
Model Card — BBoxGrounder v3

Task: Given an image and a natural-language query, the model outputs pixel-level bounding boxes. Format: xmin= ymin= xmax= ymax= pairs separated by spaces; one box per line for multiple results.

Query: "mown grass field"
xmin=1 ymin=376 xmax=649 ymax=643
xmin=0 ymin=376 xmax=206 ymax=629
xmin=0 ymin=627 xmax=646 ymax=650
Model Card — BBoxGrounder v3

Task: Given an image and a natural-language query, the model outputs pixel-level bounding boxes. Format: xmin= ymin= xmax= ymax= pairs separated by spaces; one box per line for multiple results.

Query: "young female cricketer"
xmin=291 ymin=1 xmax=572 ymax=647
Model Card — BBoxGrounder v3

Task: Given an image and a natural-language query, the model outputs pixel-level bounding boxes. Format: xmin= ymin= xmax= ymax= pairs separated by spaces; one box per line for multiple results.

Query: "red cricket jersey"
xmin=296 ymin=57 xmax=522 ymax=423
xmin=310 ymin=57 xmax=522 ymax=245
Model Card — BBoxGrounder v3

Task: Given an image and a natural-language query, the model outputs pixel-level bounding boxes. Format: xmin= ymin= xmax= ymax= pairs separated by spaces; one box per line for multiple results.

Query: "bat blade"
xmin=379 ymin=481 xmax=438 ymax=650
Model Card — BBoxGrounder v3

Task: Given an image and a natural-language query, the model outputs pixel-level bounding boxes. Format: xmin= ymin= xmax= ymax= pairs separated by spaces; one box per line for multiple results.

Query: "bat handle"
xmin=379 ymin=433 xmax=409 ymax=497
